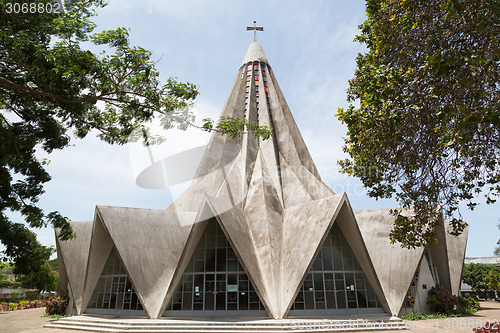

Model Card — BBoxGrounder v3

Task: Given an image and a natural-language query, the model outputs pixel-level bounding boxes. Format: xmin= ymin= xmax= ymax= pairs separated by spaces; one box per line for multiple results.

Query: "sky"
xmin=14 ymin=0 xmax=498 ymax=259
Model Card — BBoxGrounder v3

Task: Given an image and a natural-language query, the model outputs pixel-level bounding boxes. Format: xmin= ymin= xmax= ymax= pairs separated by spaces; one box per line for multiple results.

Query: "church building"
xmin=54 ymin=40 xmax=468 ymax=323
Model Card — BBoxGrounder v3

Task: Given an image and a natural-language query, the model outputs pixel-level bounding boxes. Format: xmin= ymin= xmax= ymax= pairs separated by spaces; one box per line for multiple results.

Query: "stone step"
xmin=45 ymin=318 xmax=408 ymax=332
xmin=46 ymin=324 xmax=407 ymax=333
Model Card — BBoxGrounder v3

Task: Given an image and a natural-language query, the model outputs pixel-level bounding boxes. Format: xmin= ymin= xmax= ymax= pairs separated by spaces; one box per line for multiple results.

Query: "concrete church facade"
xmin=55 ymin=42 xmax=468 ymax=320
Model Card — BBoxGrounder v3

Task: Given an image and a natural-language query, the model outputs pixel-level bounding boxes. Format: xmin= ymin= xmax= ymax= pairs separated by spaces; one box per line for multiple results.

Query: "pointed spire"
xmin=242 ymin=42 xmax=268 ymax=65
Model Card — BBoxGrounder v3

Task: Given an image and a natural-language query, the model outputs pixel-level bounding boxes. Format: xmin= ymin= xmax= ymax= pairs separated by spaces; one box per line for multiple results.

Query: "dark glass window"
xmin=87 ymin=248 xmax=143 ymax=312
xmin=291 ymin=223 xmax=381 ymax=312
xmin=165 ymin=219 xmax=264 ymax=313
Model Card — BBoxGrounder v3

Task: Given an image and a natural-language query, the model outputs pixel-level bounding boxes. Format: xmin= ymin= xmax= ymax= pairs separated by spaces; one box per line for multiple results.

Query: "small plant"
xmin=8 ymin=302 xmax=17 ymax=311
xmin=458 ymin=295 xmax=480 ymax=313
xmin=45 ymin=292 xmax=68 ymax=316
xmin=402 ymin=312 xmax=452 ymax=320
xmin=402 ymin=312 xmax=427 ymax=320
xmin=0 ymin=280 xmax=22 ymax=289
xmin=8 ymin=290 xmax=22 ymax=303
xmin=460 ymin=297 xmax=481 ymax=313
xmin=42 ymin=313 xmax=71 ymax=319
xmin=426 ymin=284 xmax=458 ymax=314
xmin=25 ymin=289 xmax=40 ymax=300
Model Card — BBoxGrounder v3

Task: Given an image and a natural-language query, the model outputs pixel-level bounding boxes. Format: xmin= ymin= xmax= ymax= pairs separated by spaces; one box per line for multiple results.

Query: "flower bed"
xmin=473 ymin=322 xmax=500 ymax=333
xmin=0 ymin=300 xmax=48 ymax=311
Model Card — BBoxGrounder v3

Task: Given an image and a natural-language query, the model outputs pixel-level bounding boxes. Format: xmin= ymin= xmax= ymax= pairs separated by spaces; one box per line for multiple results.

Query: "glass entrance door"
xmin=164 ymin=219 xmax=266 ymax=317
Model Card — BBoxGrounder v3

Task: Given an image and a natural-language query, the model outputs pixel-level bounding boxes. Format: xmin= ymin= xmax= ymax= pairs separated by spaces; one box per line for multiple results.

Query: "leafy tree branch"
xmin=337 ymin=0 xmax=499 ymax=247
xmin=0 ymin=0 xmax=271 ymax=274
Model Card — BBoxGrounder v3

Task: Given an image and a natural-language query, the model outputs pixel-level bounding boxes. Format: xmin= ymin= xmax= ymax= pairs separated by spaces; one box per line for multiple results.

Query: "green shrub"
xmin=458 ymin=295 xmax=480 ymax=313
xmin=0 ymin=280 xmax=12 ymax=288
xmin=426 ymin=285 xmax=458 ymax=314
xmin=45 ymin=292 xmax=68 ymax=316
xmin=25 ymin=289 xmax=40 ymax=300
xmin=402 ymin=311 xmax=470 ymax=320
xmin=42 ymin=313 xmax=70 ymax=319
xmin=458 ymin=295 xmax=466 ymax=308
xmin=402 ymin=312 xmax=451 ymax=320
xmin=402 ymin=312 xmax=428 ymax=320
xmin=0 ymin=279 xmax=21 ymax=289
xmin=471 ymin=297 xmax=481 ymax=311
xmin=8 ymin=290 xmax=22 ymax=302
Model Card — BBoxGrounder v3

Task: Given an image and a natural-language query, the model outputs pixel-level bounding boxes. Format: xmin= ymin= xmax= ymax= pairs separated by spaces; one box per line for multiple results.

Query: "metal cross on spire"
xmin=246 ymin=21 xmax=263 ymax=42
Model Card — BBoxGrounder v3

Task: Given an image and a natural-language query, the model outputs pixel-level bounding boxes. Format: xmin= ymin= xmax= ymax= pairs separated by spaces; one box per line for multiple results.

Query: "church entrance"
xmin=163 ymin=218 xmax=267 ymax=317
xmin=288 ymin=223 xmax=384 ymax=316
xmin=86 ymin=247 xmax=145 ymax=315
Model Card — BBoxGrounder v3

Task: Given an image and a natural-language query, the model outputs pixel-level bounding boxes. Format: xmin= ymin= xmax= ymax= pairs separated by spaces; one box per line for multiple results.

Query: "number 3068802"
xmin=5 ymin=2 xmax=62 ymax=14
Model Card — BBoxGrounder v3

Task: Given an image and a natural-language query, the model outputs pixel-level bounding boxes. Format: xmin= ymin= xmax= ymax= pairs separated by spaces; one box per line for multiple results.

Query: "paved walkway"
xmin=1 ymin=302 xmax=500 ymax=333
xmin=0 ymin=307 xmax=65 ymax=333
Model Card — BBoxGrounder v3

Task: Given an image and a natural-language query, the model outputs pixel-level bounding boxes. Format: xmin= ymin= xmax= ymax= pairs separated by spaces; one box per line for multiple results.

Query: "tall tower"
xmin=161 ymin=42 xmax=374 ymax=318
xmin=189 ymin=42 xmax=335 ymax=213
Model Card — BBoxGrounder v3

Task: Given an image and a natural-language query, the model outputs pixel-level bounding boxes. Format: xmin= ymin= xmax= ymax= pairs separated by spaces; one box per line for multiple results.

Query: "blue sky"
xmin=20 ymin=0 xmax=499 ymax=258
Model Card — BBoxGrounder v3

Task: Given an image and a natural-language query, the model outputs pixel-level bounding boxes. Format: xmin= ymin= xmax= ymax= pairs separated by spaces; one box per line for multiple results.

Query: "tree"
xmin=0 ymin=262 xmax=8 ymax=281
xmin=462 ymin=263 xmax=500 ymax=295
xmin=0 ymin=219 xmax=58 ymax=290
xmin=47 ymin=258 xmax=58 ymax=272
xmin=19 ymin=262 xmax=59 ymax=291
xmin=484 ymin=267 xmax=500 ymax=291
xmin=0 ymin=1 xmax=270 ymax=274
xmin=336 ymin=0 xmax=499 ymax=247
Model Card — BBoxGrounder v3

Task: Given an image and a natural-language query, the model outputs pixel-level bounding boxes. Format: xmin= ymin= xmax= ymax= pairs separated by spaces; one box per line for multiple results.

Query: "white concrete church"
xmin=55 ymin=41 xmax=468 ymax=324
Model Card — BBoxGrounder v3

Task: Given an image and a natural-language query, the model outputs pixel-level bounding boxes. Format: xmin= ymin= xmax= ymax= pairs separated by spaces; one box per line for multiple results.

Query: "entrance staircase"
xmin=45 ymin=315 xmax=408 ymax=332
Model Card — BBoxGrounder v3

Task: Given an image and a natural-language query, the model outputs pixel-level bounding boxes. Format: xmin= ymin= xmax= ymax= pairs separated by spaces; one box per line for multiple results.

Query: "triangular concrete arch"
xmin=55 ymin=221 xmax=92 ymax=314
xmin=159 ymin=203 xmax=210 ymax=316
xmin=281 ymin=194 xmax=363 ymax=318
xmin=445 ymin=221 xmax=469 ymax=295
xmin=428 ymin=219 xmax=452 ymax=292
xmin=208 ymin=197 xmax=278 ymax=318
xmin=55 ymin=237 xmax=69 ymax=293
xmin=288 ymin=218 xmax=385 ymax=314
xmin=355 ymin=207 xmax=424 ymax=316
xmin=81 ymin=212 xmax=114 ymax=315
xmin=95 ymin=206 xmax=192 ymax=319
xmin=336 ymin=200 xmax=389 ymax=315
